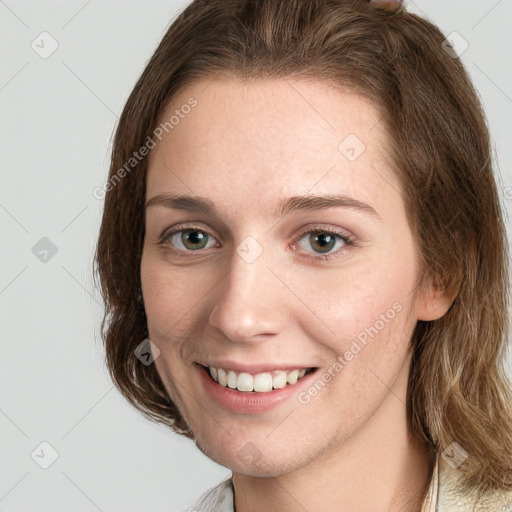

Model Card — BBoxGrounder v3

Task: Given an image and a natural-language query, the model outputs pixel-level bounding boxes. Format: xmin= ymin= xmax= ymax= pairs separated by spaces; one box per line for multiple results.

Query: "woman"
xmin=94 ymin=0 xmax=512 ymax=510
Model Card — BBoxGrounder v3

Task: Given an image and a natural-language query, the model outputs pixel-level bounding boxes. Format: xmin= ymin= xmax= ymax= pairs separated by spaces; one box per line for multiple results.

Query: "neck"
xmin=232 ymin=379 xmax=435 ymax=512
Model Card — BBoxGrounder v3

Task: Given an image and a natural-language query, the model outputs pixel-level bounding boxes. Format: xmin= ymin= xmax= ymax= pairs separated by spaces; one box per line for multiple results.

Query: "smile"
xmin=202 ymin=365 xmax=315 ymax=393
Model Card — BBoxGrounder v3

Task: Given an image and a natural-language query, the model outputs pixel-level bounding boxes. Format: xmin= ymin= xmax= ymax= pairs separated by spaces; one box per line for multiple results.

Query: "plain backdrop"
xmin=1 ymin=1 xmax=511 ymax=511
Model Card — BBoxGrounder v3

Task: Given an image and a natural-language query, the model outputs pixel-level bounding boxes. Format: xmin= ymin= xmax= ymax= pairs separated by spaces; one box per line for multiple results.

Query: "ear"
xmin=415 ymin=277 xmax=456 ymax=322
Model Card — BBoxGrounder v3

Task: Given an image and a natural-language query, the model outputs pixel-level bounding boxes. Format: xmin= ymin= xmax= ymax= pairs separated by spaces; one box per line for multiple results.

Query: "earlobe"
xmin=415 ymin=278 xmax=456 ymax=321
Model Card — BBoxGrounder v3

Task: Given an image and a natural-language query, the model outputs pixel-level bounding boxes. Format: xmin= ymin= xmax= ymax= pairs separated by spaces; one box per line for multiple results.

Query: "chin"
xmin=192 ymin=427 xmax=324 ymax=477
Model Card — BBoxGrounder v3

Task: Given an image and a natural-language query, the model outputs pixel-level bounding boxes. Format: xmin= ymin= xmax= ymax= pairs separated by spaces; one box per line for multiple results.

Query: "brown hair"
xmin=94 ymin=0 xmax=512 ymax=492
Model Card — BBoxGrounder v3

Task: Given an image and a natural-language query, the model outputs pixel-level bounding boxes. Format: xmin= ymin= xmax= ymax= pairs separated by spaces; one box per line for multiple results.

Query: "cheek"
xmin=292 ymin=252 xmax=417 ymax=353
xmin=140 ymin=255 xmax=201 ymax=340
xmin=295 ymin=299 xmax=414 ymax=442
xmin=289 ymin=244 xmax=418 ymax=414
xmin=140 ymin=254 xmax=224 ymax=387
xmin=140 ymin=257 xmax=196 ymax=403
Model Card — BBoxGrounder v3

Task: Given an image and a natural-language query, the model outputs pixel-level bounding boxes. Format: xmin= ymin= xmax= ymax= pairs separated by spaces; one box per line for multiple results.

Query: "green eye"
xmin=180 ymin=230 xmax=209 ymax=250
xmin=292 ymin=227 xmax=355 ymax=261
xmin=162 ymin=225 xmax=354 ymax=261
xmin=165 ymin=228 xmax=218 ymax=251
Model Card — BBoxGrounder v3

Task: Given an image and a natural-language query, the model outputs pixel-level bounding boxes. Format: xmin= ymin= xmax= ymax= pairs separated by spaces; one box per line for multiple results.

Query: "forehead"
xmin=146 ymin=77 xmax=399 ymax=219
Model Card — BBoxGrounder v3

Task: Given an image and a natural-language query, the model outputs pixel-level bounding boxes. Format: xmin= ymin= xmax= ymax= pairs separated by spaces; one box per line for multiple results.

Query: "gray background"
xmin=1 ymin=1 xmax=511 ymax=511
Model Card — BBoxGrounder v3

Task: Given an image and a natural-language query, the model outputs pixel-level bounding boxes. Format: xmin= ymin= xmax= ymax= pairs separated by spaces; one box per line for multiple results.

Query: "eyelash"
xmin=159 ymin=224 xmax=355 ymax=261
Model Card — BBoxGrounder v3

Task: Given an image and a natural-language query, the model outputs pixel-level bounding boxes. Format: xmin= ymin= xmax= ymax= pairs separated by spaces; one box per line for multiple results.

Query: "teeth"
xmin=272 ymin=370 xmax=287 ymax=389
xmin=206 ymin=366 xmax=312 ymax=393
xmin=253 ymin=373 xmax=273 ymax=392
xmin=227 ymin=370 xmax=238 ymax=389
xmin=237 ymin=373 xmax=253 ymax=392
xmin=217 ymin=368 xmax=227 ymax=387
xmin=287 ymin=369 xmax=299 ymax=385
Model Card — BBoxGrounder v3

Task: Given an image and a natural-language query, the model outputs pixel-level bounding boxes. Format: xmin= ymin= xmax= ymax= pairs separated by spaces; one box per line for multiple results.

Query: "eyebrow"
xmin=145 ymin=193 xmax=381 ymax=220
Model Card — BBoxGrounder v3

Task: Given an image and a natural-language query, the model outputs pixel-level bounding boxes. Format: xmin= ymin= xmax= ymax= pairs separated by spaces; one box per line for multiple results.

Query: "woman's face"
xmin=141 ymin=77 xmax=442 ymax=475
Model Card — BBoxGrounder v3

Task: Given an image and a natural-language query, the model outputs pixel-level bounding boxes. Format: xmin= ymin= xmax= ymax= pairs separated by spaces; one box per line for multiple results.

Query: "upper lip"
xmin=196 ymin=361 xmax=317 ymax=374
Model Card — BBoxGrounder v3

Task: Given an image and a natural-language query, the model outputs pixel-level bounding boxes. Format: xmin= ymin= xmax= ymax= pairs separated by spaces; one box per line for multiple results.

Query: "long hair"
xmin=93 ymin=0 xmax=512 ymax=492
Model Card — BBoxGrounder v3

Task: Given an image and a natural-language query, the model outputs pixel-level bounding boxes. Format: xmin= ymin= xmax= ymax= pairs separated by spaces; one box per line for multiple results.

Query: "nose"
xmin=208 ymin=247 xmax=287 ymax=344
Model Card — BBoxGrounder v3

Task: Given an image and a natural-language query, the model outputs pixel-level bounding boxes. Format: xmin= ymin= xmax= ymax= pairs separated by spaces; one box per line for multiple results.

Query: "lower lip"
xmin=196 ymin=363 xmax=318 ymax=414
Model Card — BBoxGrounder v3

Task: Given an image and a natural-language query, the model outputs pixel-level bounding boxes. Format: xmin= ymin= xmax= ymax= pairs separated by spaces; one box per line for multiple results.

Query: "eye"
xmin=291 ymin=227 xmax=355 ymax=260
xmin=162 ymin=226 xmax=219 ymax=252
xmin=160 ymin=224 xmax=355 ymax=260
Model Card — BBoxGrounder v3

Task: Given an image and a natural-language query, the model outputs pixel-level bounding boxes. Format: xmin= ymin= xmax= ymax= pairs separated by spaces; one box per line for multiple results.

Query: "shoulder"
xmin=184 ymin=477 xmax=234 ymax=512
xmin=438 ymin=457 xmax=512 ymax=511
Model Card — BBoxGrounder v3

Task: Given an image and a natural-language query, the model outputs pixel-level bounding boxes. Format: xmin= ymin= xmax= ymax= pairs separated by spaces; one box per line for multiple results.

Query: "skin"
xmin=140 ymin=77 xmax=453 ymax=512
